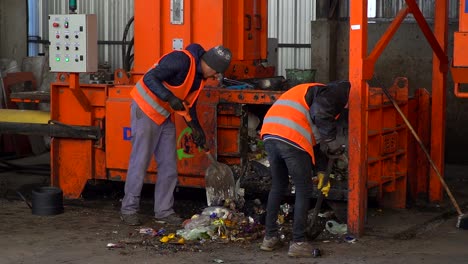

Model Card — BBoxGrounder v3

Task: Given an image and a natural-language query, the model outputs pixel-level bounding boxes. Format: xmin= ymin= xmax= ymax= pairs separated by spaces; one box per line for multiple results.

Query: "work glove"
xmin=326 ymin=140 xmax=345 ymax=158
xmin=167 ymin=94 xmax=185 ymax=111
xmin=188 ymin=120 xmax=206 ymax=148
xmin=317 ymin=171 xmax=331 ymax=197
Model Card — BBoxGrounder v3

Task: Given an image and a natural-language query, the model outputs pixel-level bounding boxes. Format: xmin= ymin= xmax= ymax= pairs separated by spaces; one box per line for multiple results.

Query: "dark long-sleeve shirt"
xmin=307 ymin=80 xmax=350 ymax=142
xmin=142 ymin=43 xmax=206 ymax=120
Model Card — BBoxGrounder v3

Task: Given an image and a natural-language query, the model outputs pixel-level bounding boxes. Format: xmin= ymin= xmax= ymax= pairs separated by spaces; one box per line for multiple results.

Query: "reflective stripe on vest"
xmin=260 ymin=83 xmax=324 ymax=163
xmin=130 ymin=50 xmax=204 ymax=125
xmin=134 ymin=81 xmax=171 ymax=118
xmin=263 ymin=99 xmax=314 ymax=146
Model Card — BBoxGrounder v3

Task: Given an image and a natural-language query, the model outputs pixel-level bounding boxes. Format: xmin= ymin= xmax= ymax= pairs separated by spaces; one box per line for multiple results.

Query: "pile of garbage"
xmin=106 ymin=202 xmax=266 ymax=252
xmin=177 ymin=205 xmax=263 ymax=242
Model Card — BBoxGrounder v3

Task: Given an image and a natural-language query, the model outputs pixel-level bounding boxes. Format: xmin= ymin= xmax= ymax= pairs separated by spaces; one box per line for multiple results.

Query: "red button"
xmin=56 ymin=35 xmax=60 ymax=39
xmin=53 ymin=22 xmax=60 ymax=27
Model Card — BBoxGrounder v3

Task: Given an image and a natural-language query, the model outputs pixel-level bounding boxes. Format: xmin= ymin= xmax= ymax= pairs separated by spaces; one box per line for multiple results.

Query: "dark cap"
xmin=202 ymin=45 xmax=232 ymax=73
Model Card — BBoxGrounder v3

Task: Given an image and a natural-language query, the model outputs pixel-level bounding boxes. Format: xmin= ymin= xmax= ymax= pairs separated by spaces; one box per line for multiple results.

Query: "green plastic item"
xmin=285 ymin=69 xmax=317 ymax=88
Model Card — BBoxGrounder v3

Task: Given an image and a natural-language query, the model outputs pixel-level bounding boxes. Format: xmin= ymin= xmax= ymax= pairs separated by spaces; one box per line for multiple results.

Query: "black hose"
xmin=122 ymin=16 xmax=134 ymax=72
xmin=124 ymin=37 xmax=134 ymax=72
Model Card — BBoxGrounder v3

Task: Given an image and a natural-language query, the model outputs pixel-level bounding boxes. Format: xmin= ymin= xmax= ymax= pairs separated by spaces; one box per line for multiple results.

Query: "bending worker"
xmin=120 ymin=44 xmax=232 ymax=226
xmin=259 ymin=80 xmax=350 ymax=257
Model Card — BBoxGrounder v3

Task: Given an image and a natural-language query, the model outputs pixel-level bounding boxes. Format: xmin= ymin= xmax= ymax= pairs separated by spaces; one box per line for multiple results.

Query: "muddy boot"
xmin=120 ymin=213 xmax=142 ymax=226
xmin=154 ymin=213 xmax=183 ymax=226
xmin=260 ymin=236 xmax=282 ymax=251
xmin=287 ymin=241 xmax=314 ymax=257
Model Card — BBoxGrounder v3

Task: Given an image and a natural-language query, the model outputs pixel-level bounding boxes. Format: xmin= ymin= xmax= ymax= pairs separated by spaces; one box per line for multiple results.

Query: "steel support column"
xmin=429 ymin=0 xmax=448 ymax=201
xmin=348 ymin=0 xmax=368 ymax=237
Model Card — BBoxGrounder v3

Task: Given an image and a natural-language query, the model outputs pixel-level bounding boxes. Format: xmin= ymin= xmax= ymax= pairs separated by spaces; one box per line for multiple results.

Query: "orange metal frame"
xmin=451 ymin=0 xmax=468 ymax=98
xmin=349 ymin=0 xmax=448 ymax=235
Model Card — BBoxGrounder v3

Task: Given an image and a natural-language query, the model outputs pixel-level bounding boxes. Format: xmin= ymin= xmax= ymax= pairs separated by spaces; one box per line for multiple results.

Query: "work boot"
xmin=120 ymin=213 xmax=142 ymax=226
xmin=260 ymin=236 xmax=282 ymax=251
xmin=155 ymin=213 xmax=183 ymax=226
xmin=287 ymin=241 xmax=314 ymax=257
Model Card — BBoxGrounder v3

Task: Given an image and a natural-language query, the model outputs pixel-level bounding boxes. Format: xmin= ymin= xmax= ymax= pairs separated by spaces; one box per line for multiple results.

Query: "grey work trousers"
xmin=121 ymin=101 xmax=178 ymax=218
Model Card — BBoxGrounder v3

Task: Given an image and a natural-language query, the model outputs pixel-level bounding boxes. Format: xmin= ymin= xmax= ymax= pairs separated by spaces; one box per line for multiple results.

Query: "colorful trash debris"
xmin=325 ymin=220 xmax=347 ymax=235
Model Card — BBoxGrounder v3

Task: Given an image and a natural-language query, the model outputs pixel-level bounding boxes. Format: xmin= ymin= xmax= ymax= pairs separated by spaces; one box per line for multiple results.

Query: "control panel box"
xmin=49 ymin=14 xmax=97 ymax=72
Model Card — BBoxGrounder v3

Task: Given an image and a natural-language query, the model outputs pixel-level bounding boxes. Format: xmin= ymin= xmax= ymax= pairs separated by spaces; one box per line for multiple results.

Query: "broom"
xmin=380 ymin=84 xmax=468 ymax=229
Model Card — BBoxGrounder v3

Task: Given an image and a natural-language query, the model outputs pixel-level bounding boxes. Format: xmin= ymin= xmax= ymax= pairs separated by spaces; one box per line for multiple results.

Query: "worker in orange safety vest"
xmin=259 ymin=80 xmax=350 ymax=257
xmin=120 ymin=44 xmax=232 ymax=226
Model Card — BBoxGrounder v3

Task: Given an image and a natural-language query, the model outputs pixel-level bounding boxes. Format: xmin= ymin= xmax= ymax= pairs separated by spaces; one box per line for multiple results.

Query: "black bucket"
xmin=32 ymin=187 xmax=64 ymax=216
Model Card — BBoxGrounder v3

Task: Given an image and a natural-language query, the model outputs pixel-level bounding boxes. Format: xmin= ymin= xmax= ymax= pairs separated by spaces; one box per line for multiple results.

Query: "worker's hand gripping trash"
xmin=326 ymin=140 xmax=345 ymax=157
xmin=167 ymin=93 xmax=185 ymax=111
xmin=317 ymin=141 xmax=345 ymax=197
xmin=187 ymin=120 xmax=206 ymax=148
xmin=317 ymin=172 xmax=330 ymax=197
xmin=174 ymin=102 xmax=206 ymax=148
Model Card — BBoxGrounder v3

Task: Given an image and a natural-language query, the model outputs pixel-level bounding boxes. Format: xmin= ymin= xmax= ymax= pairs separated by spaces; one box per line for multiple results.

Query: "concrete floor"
xmin=1 ymin=153 xmax=468 ymax=263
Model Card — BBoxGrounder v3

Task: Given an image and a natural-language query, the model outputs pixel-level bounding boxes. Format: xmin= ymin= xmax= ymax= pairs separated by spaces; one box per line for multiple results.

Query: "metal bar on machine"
xmin=0 ymin=122 xmax=101 ymax=140
xmin=363 ymin=7 xmax=410 ymax=80
xmin=405 ymin=0 xmax=449 ymax=73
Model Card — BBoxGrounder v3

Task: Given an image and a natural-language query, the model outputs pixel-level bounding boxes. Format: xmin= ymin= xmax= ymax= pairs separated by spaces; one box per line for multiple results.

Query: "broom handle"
xmin=381 ymin=86 xmax=463 ymax=215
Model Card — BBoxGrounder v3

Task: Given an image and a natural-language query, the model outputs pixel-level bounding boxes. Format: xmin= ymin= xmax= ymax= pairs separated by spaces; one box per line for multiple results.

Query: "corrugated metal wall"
xmin=36 ymin=0 xmax=458 ymax=76
xmin=38 ymin=0 xmax=134 ymax=71
xmin=268 ymin=0 xmax=316 ymax=77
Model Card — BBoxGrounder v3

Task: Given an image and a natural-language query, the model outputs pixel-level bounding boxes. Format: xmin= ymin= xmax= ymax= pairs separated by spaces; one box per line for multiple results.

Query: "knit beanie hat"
xmin=202 ymin=45 xmax=232 ymax=73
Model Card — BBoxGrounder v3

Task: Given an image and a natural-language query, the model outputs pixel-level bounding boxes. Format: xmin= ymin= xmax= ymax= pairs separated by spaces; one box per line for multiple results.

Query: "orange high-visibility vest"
xmin=260 ymin=83 xmax=324 ymax=164
xmin=130 ymin=50 xmax=206 ymax=125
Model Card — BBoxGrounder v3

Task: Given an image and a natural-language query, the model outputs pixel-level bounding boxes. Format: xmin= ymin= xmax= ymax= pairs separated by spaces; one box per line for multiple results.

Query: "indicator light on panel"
xmin=53 ymin=22 xmax=60 ymax=28
xmin=65 ymin=57 xmax=70 ymax=62
xmin=55 ymin=57 xmax=60 ymax=62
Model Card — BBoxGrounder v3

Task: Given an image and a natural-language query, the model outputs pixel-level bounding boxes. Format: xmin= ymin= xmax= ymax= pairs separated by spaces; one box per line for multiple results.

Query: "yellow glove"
xmin=317 ymin=171 xmax=330 ymax=197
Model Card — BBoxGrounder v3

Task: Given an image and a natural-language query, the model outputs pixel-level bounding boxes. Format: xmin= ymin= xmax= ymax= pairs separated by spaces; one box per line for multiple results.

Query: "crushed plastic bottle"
xmin=280 ymin=203 xmax=291 ymax=216
xmin=176 ymin=226 xmax=213 ymax=240
xmin=325 ymin=220 xmax=347 ymax=235
xmin=139 ymin=228 xmax=155 ymax=235
xmin=344 ymin=235 xmax=357 ymax=243
xmin=202 ymin=206 xmax=231 ymax=219
xmin=183 ymin=214 xmax=211 ymax=230
xmin=156 ymin=228 xmax=165 ymax=236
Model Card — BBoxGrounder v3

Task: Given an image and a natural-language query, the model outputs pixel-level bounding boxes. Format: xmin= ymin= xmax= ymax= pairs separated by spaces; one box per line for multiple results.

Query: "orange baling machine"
xmin=48 ymin=0 xmax=280 ymax=198
xmin=451 ymin=0 xmax=468 ymax=98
